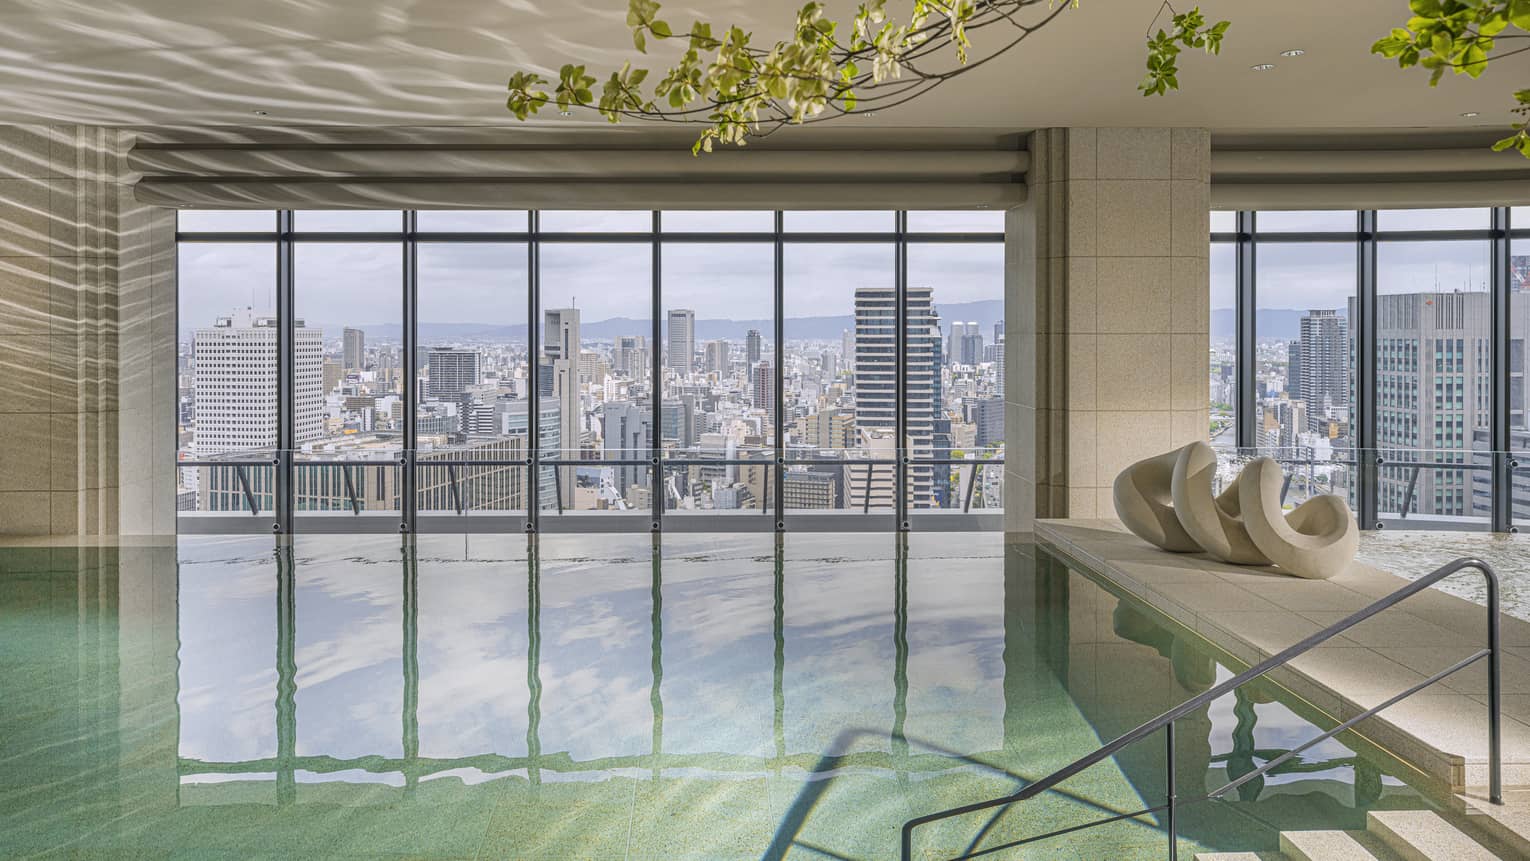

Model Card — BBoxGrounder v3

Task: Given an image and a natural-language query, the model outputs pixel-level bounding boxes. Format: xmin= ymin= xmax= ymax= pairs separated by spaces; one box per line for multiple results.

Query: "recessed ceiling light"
xmin=862 ymin=111 xmax=876 ymax=117
xmin=559 ymin=110 xmax=572 ymax=117
xmin=251 ymin=109 xmax=268 ymax=116
xmin=1462 ymin=111 xmax=1481 ymax=118
xmin=1280 ymin=49 xmax=1305 ymax=57
xmin=1251 ymin=63 xmax=1276 ymax=72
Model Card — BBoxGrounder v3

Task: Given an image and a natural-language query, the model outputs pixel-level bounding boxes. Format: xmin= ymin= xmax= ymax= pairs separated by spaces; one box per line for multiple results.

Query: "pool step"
xmin=1454 ymin=792 xmax=1530 ymax=858
xmin=1278 ymin=829 xmax=1398 ymax=861
xmin=1195 ymin=807 xmax=1510 ymax=861
xmin=1366 ymin=810 xmax=1497 ymax=860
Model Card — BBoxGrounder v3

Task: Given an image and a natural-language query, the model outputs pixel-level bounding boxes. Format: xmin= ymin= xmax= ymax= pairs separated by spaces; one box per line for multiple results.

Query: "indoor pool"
xmin=1 ymin=533 xmax=1437 ymax=859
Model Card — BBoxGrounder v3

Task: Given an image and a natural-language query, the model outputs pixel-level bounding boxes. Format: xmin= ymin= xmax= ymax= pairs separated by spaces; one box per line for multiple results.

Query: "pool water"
xmin=1 ymin=533 xmax=1436 ymax=859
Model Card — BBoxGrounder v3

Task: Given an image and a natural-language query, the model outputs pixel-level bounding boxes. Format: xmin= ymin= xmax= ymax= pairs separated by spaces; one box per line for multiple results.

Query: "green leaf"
xmin=1493 ymin=136 xmax=1518 ymax=151
xmin=1462 ymin=43 xmax=1489 ymax=77
xmin=1408 ymin=0 xmax=1443 ymax=16
xmin=650 ymin=19 xmax=672 ymax=37
xmin=1512 ymin=0 xmax=1530 ymax=30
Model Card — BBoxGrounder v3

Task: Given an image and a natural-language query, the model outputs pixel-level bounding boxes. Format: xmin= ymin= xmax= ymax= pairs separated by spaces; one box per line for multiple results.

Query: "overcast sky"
xmin=1211 ymin=209 xmax=1498 ymax=311
xmin=178 ymin=208 xmax=1502 ymax=331
xmin=178 ymin=210 xmax=1005 ymax=335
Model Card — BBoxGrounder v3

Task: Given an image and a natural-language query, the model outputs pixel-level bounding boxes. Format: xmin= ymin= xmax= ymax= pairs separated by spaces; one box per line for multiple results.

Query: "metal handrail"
xmin=901 ymin=556 xmax=1503 ymax=861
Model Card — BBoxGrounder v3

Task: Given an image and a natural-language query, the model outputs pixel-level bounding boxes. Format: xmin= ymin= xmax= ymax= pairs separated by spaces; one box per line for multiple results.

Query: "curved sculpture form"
xmin=1112 ymin=445 xmax=1203 ymax=553
xmin=1170 ymin=441 xmax=1271 ymax=565
xmin=1238 ymin=457 xmax=1359 ymax=580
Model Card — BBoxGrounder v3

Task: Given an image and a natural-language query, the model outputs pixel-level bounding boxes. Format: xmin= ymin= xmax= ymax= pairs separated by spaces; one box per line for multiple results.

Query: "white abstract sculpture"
xmin=1112 ymin=446 xmax=1359 ymax=579
xmin=1237 ymin=457 xmax=1359 ymax=580
xmin=1113 ymin=446 xmax=1203 ymax=553
xmin=1170 ymin=441 xmax=1270 ymax=565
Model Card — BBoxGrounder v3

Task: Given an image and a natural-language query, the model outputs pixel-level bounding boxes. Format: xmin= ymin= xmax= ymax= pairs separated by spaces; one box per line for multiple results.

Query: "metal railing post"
xmin=1165 ymin=721 xmax=1178 ymax=861
xmin=1489 ymin=563 xmax=1503 ymax=804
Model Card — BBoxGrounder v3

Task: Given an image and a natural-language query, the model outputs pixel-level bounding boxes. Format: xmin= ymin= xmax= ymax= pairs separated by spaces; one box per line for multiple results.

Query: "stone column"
xmin=1005 ymin=128 xmax=1210 ymax=532
xmin=0 ymin=125 xmax=175 ymax=536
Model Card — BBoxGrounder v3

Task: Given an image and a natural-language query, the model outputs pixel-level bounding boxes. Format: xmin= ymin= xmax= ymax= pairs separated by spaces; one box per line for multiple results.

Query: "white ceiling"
xmin=0 ymin=0 xmax=1518 ymax=140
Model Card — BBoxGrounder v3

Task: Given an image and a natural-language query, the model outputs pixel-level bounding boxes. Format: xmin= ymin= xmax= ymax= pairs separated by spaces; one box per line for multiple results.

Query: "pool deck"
xmin=1036 ymin=518 xmax=1530 ymax=796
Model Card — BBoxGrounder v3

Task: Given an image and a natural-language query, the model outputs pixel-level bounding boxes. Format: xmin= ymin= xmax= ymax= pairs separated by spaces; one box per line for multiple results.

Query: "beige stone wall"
xmin=0 ymin=125 xmax=175 ymax=536
xmin=1006 ymin=127 xmax=1211 ymax=531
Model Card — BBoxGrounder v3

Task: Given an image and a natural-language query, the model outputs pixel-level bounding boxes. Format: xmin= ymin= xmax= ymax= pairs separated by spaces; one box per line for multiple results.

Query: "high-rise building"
xmin=661 ymin=397 xmax=697 ymax=448
xmin=342 ymin=327 xmax=365 ymax=371
xmin=745 ymin=329 xmax=763 ymax=366
xmin=1297 ymin=309 xmax=1348 ymax=432
xmin=613 ymin=334 xmax=648 ymax=379
xmin=1286 ymin=340 xmax=1303 ymax=398
xmin=782 ymin=467 xmax=838 ymax=510
xmin=500 ymin=399 xmax=562 ymax=507
xmin=667 ymin=309 xmax=696 ymax=375
xmin=974 ymin=397 xmax=1004 ymax=448
xmin=427 ymin=348 xmax=481 ymax=399
xmin=543 ymin=308 xmax=582 ymax=508
xmin=192 ymin=309 xmax=322 ymax=455
xmin=994 ymin=335 xmax=1005 ymax=398
xmin=602 ymin=400 xmax=652 ymax=497
xmin=841 ymin=328 xmax=854 ymax=371
xmin=322 ymin=359 xmax=343 ymax=395
xmin=544 ymin=308 xmax=580 ymax=363
xmin=751 ymin=361 xmax=774 ymax=414
xmin=704 ymin=339 xmax=730 ymax=375
xmin=947 ymin=321 xmax=984 ymax=366
xmin=853 ymin=286 xmax=938 ymax=507
xmin=1367 ymin=292 xmax=1497 ymax=518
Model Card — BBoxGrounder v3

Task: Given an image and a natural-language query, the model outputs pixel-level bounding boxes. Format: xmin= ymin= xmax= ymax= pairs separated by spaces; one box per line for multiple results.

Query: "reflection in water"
xmin=0 ymin=535 xmax=1429 ymax=859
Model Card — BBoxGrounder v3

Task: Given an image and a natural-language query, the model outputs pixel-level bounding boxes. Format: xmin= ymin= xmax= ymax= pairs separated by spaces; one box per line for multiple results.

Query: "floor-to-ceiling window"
xmin=1213 ymin=206 xmax=1522 ymax=532
xmin=175 ymin=209 xmax=1004 ymax=533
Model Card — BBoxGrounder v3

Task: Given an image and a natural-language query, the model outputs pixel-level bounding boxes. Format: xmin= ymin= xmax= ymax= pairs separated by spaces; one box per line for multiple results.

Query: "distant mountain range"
xmin=292 ymin=298 xmax=1005 ymax=344
xmin=1211 ymin=308 xmax=1320 ymax=341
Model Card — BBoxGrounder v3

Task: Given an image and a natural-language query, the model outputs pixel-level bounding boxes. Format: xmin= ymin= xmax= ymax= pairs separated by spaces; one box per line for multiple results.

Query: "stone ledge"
xmin=1036 ymin=518 xmax=1530 ymax=794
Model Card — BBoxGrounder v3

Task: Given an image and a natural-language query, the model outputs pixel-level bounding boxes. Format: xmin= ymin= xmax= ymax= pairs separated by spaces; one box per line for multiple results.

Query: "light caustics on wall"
xmin=174 ymin=210 xmax=1007 ymax=533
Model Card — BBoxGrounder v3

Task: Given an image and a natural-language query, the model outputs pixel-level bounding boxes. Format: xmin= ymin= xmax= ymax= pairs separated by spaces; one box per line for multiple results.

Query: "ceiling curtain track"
xmin=127 ymin=131 xmax=1028 ymax=210
xmin=1210 ymin=146 xmax=1530 ymax=210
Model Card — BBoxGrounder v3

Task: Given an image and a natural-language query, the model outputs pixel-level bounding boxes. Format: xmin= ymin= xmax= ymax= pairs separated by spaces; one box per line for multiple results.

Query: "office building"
xmin=192 ymin=309 xmax=323 ymax=455
xmin=426 ymin=348 xmax=481 ymax=399
xmin=342 ymin=327 xmax=365 ymax=371
xmin=667 ymin=309 xmax=695 ymax=375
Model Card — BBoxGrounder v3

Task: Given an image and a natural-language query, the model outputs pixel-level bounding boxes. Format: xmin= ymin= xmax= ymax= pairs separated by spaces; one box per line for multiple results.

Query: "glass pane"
xmin=905 ymin=210 xmax=1004 ymax=232
xmin=1253 ymin=242 xmax=1357 ymax=510
xmin=1210 ymin=241 xmax=1236 ymax=449
xmin=662 ymin=464 xmax=774 ymax=514
xmin=783 ymin=210 xmax=895 ymax=232
xmin=178 ymin=210 xmax=276 ymax=232
xmin=416 ymin=243 xmax=531 ymax=514
xmin=661 ymin=210 xmax=774 ymax=232
xmin=907 ymin=242 xmax=1003 ymax=512
xmin=293 ymin=243 xmax=404 ymax=472
xmin=416 ymin=210 xmax=527 ymax=232
xmin=294 ymin=210 xmax=403 ymax=231
xmin=1378 ymin=208 xmax=1491 ymax=231
xmin=1376 ymin=240 xmax=1493 ymax=527
xmin=179 ymin=243 xmax=278 ymax=482
xmin=539 ymin=210 xmax=652 ymax=232
xmin=784 ymin=242 xmax=896 ymax=512
xmin=539 ymin=243 xmax=653 ymax=514
xmin=1510 ymin=240 xmax=1530 ymax=528
xmin=1209 ymin=211 xmax=1236 ymax=232
xmin=1256 ymin=211 xmax=1355 ymax=232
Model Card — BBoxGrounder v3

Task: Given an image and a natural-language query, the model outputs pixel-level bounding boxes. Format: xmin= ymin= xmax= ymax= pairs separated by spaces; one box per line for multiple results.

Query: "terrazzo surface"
xmin=1 ymin=533 xmax=1439 ymax=859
